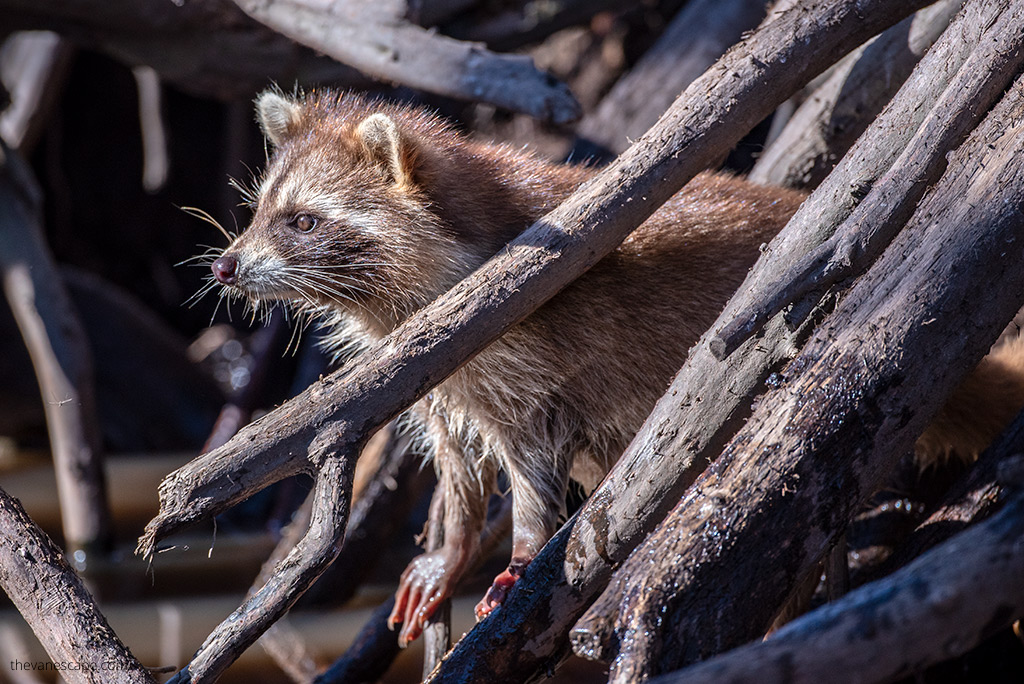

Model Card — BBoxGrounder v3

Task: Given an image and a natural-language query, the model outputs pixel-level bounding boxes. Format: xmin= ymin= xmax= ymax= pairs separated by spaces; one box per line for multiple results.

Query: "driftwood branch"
xmin=167 ymin=450 xmax=356 ymax=684
xmin=317 ymin=495 xmax=513 ymax=684
xmin=313 ymin=599 xmax=401 ymax=684
xmin=576 ymin=65 xmax=1024 ymax=681
xmin=643 ymin=457 xmax=1024 ymax=684
xmin=748 ymin=0 xmax=959 ymax=189
xmin=714 ymin=0 xmax=1024 ymax=358
xmin=576 ymin=0 xmax=767 ymax=156
xmin=0 ymin=486 xmax=153 ymax=684
xmin=862 ymin=396 xmax=1024 ymax=584
xmin=230 ymin=0 xmax=581 ymax=124
xmin=443 ymin=0 xmax=628 ymax=52
xmin=419 ymin=0 xmax=939 ymax=679
xmin=0 ymin=31 xmax=73 ymax=153
xmin=0 ymin=141 xmax=111 ymax=555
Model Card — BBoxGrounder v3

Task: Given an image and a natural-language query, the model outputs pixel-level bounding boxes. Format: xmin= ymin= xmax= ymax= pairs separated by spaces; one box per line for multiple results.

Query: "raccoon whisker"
xmin=176 ymin=249 xmax=221 ymax=267
xmin=185 ymin=278 xmax=221 ymax=307
xmin=180 ymin=206 xmax=232 ymax=242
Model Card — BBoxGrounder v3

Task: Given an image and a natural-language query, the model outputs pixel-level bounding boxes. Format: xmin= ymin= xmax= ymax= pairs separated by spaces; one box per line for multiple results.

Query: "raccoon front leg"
xmin=475 ymin=451 xmax=571 ymax=619
xmin=388 ymin=417 xmax=495 ymax=647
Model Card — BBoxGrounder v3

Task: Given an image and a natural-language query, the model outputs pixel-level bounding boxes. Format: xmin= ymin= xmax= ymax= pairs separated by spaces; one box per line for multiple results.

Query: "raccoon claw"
xmin=475 ymin=567 xmax=521 ymax=620
xmin=388 ymin=548 xmax=462 ymax=647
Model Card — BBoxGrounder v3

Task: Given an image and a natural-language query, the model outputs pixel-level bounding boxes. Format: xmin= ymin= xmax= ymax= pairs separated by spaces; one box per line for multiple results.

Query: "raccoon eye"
xmin=292 ymin=214 xmax=318 ymax=232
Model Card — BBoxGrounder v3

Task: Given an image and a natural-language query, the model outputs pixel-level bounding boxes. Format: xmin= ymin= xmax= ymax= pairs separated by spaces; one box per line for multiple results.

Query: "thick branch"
xmin=231 ymin=0 xmax=581 ymax=123
xmin=168 ymin=449 xmax=357 ymax=684
xmin=582 ymin=66 xmax=1024 ymax=681
xmin=714 ymin=0 xmax=1024 ymax=357
xmin=0 ymin=141 xmax=110 ymax=554
xmin=644 ymin=459 xmax=1024 ymax=684
xmin=142 ymin=0 xmax=928 ymax=560
xmin=137 ymin=0 xmax=932 ymax=680
xmin=748 ymin=0 xmax=959 ymax=189
xmin=0 ymin=486 xmax=153 ymax=684
xmin=427 ymin=0 xmax=1014 ymax=679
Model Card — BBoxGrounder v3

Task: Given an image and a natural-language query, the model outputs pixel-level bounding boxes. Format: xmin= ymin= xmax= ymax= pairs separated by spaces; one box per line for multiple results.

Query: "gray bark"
xmin=0 ymin=486 xmax=152 ymax=684
xmin=230 ymin=0 xmax=581 ymax=123
xmin=0 ymin=0 xmax=367 ymax=100
xmin=575 ymin=0 xmax=768 ymax=155
xmin=715 ymin=0 xmax=1024 ymax=357
xmin=748 ymin=0 xmax=960 ymax=189
xmin=426 ymin=0 xmax=1012 ymax=679
xmin=136 ymin=0 xmax=933 ymax=680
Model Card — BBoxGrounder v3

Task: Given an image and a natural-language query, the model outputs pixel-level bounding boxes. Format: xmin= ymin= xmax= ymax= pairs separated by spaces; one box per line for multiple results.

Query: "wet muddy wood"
xmin=642 ymin=457 xmax=1024 ymax=684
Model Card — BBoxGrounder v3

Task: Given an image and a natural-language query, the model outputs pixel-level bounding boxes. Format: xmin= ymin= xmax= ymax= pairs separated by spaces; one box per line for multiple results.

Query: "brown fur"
xmin=210 ymin=89 xmax=1024 ymax=645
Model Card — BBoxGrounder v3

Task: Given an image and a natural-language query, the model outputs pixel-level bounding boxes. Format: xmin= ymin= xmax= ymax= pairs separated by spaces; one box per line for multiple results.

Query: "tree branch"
xmin=137 ymin=0 xmax=932 ymax=680
xmin=230 ymin=0 xmax=581 ymax=123
xmin=748 ymin=0 xmax=960 ymax=189
xmin=0 ymin=140 xmax=111 ymax=555
xmin=714 ymin=0 xmax=1024 ymax=358
xmin=0 ymin=486 xmax=153 ymax=684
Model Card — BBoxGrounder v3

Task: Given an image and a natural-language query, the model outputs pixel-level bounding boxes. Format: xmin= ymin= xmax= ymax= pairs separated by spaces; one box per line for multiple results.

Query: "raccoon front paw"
xmin=388 ymin=550 xmax=456 ymax=647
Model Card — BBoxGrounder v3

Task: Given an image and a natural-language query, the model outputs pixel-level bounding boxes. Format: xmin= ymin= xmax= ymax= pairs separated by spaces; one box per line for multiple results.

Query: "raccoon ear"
xmin=256 ymin=90 xmax=301 ymax=147
xmin=356 ymin=113 xmax=413 ymax=186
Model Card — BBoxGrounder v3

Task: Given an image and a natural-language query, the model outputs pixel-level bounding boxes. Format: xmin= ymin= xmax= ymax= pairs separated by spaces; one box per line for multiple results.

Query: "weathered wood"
xmin=254 ymin=494 xmax=318 ymax=684
xmin=132 ymin=66 xmax=167 ymax=193
xmin=424 ymin=0 xmax=963 ymax=678
xmin=299 ymin=435 xmax=430 ymax=609
xmin=138 ymin=1 xmax=931 ymax=680
xmin=576 ymin=0 xmax=768 ymax=156
xmin=715 ymin=0 xmax=1024 ymax=358
xmin=0 ymin=141 xmax=111 ymax=556
xmin=580 ymin=68 xmax=1024 ymax=681
xmin=749 ymin=0 xmax=959 ymax=189
xmin=230 ymin=0 xmax=581 ymax=124
xmin=0 ymin=486 xmax=153 ymax=684
xmin=643 ymin=457 xmax=1024 ymax=684
xmin=318 ymin=496 xmax=513 ymax=684
xmin=862 ymin=401 xmax=1024 ymax=585
xmin=166 ymin=450 xmax=356 ymax=684
xmin=313 ymin=598 xmax=401 ymax=684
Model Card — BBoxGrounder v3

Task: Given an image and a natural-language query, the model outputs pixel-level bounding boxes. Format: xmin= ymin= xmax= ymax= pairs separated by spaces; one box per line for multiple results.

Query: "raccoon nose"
xmin=212 ymin=255 xmax=238 ymax=284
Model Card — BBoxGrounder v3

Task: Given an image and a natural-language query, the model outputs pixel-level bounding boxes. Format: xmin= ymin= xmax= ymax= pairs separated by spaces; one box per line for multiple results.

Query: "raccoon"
xmin=208 ymin=88 xmax=1024 ymax=646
